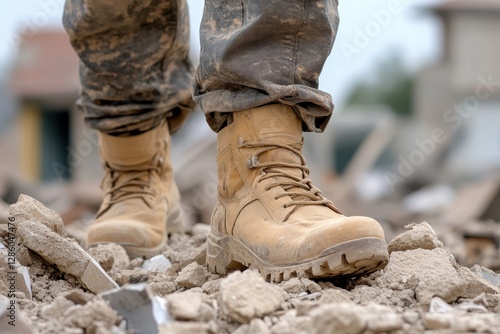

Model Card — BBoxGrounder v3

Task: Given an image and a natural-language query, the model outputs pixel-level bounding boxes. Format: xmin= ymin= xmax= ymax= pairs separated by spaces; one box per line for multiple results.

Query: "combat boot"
xmin=207 ymin=104 xmax=389 ymax=281
xmin=87 ymin=121 xmax=184 ymax=258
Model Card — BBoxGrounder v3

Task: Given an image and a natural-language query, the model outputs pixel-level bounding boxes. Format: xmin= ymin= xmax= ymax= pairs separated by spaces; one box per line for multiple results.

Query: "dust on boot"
xmin=207 ymin=104 xmax=389 ymax=282
xmin=88 ymin=121 xmax=184 ymax=259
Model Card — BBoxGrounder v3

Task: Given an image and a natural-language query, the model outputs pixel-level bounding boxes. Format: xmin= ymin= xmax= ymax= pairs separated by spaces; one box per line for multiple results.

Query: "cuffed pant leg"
xmin=194 ymin=0 xmax=340 ymax=133
xmin=63 ymin=0 xmax=194 ymax=136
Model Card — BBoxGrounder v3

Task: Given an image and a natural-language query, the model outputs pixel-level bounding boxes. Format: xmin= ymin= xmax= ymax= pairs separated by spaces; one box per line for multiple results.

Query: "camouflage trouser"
xmin=63 ymin=0 xmax=339 ymax=136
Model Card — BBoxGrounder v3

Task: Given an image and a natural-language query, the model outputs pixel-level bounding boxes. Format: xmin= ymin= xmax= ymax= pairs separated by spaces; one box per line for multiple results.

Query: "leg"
xmin=64 ymin=0 xmax=194 ymax=135
xmin=63 ymin=0 xmax=192 ymax=258
xmin=197 ymin=0 xmax=389 ymax=281
xmin=195 ymin=0 xmax=337 ymax=133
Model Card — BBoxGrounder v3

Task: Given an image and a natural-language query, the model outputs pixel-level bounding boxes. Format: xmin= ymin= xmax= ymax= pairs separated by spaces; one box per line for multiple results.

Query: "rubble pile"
xmin=1 ymin=195 xmax=500 ymax=333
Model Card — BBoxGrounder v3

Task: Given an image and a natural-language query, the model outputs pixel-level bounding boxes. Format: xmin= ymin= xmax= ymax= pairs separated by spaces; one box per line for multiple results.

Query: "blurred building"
xmin=8 ymin=29 xmax=101 ymax=184
xmin=416 ymin=0 xmax=500 ymax=178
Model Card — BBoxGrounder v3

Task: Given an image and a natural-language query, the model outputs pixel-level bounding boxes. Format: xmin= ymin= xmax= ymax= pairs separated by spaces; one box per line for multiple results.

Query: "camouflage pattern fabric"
xmin=63 ymin=0 xmax=339 ymax=136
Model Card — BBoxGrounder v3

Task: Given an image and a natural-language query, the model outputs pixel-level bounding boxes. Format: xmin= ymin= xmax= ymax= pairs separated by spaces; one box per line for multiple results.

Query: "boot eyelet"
xmin=246 ymin=156 xmax=259 ymax=169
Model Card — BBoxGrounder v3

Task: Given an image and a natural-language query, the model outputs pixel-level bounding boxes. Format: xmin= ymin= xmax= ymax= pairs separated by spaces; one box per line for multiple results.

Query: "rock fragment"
xmin=166 ymin=291 xmax=214 ymax=321
xmin=202 ymin=278 xmax=221 ymax=294
xmin=423 ymin=313 xmax=451 ymax=330
xmin=470 ymin=265 xmax=500 ymax=288
xmin=143 ymin=255 xmax=172 ymax=272
xmin=363 ymin=248 xmax=498 ymax=304
xmin=220 ymin=270 xmax=287 ymax=323
xmin=0 ymin=295 xmax=33 ymax=333
xmin=159 ymin=322 xmax=213 ymax=334
xmin=0 ymin=243 xmax=32 ymax=299
xmin=9 ymin=194 xmax=64 ymax=234
xmin=81 ymin=258 xmax=120 ymax=293
xmin=191 ymin=223 xmax=210 ymax=237
xmin=17 ymin=220 xmax=118 ymax=293
xmin=281 ymin=277 xmax=305 ymax=294
xmin=17 ymin=220 xmax=88 ymax=277
xmin=388 ymin=222 xmax=442 ymax=253
xmin=61 ymin=299 xmax=118 ymax=330
xmin=309 ymin=303 xmax=367 ymax=334
xmin=175 ymin=262 xmax=207 ymax=288
xmin=101 ymin=284 xmax=170 ymax=334
xmin=15 ymin=266 xmax=32 ymax=299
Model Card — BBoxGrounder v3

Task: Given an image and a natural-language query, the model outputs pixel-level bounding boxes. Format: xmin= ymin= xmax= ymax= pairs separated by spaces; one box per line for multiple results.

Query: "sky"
xmin=0 ymin=0 xmax=444 ymax=109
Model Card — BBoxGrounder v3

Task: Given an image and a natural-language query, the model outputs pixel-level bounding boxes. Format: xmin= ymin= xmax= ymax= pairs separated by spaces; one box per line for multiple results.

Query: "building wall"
xmin=448 ymin=12 xmax=500 ymax=91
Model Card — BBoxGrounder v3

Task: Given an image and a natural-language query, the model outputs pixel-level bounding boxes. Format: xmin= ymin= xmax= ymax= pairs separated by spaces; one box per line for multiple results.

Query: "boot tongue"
xmin=247 ymin=105 xmax=310 ymax=200
xmin=100 ymin=128 xmax=161 ymax=169
xmin=251 ymin=104 xmax=303 ymax=144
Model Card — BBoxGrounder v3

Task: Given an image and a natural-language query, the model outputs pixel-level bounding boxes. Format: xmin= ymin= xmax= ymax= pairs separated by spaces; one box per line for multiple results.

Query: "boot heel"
xmin=207 ymin=233 xmax=249 ymax=275
xmin=206 ymin=232 xmax=227 ymax=274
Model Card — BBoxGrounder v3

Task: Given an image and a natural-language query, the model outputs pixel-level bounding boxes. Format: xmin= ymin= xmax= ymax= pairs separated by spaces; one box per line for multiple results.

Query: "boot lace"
xmin=240 ymin=139 xmax=340 ymax=220
xmin=102 ymin=154 xmax=165 ymax=209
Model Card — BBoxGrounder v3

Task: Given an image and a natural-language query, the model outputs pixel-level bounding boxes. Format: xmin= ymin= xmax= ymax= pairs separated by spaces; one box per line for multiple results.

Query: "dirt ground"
xmin=1 ymin=195 xmax=499 ymax=334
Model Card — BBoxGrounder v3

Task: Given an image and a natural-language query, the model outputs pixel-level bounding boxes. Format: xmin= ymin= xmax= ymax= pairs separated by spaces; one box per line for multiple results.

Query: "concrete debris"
xmin=15 ymin=266 xmax=32 ymax=300
xmin=429 ymin=296 xmax=453 ymax=313
xmin=0 ymin=243 xmax=32 ymax=299
xmin=309 ymin=303 xmax=367 ymax=334
xmin=220 ymin=270 xmax=287 ymax=323
xmin=471 ymin=264 xmax=500 ymax=288
xmin=143 ymin=255 xmax=172 ymax=272
xmin=166 ymin=291 xmax=215 ymax=321
xmin=0 ymin=295 xmax=33 ymax=334
xmin=356 ymin=247 xmax=499 ymax=305
xmin=101 ymin=284 xmax=170 ymax=334
xmin=16 ymin=220 xmax=118 ymax=294
xmin=9 ymin=194 xmax=64 ymax=235
xmin=191 ymin=223 xmax=211 ymax=237
xmin=159 ymin=322 xmax=213 ymax=334
xmin=175 ymin=262 xmax=207 ymax=288
xmin=1 ymin=195 xmax=500 ymax=334
xmin=388 ymin=221 xmax=443 ymax=253
xmin=63 ymin=289 xmax=94 ymax=305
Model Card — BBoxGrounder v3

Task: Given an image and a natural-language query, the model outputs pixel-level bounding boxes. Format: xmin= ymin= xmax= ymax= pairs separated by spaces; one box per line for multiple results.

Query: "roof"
xmin=434 ymin=0 xmax=500 ymax=12
xmin=9 ymin=29 xmax=80 ymax=98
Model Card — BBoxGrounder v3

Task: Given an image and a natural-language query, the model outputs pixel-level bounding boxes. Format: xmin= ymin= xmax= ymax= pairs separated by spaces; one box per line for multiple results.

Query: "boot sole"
xmin=89 ymin=203 xmax=185 ymax=260
xmin=207 ymin=233 xmax=389 ymax=282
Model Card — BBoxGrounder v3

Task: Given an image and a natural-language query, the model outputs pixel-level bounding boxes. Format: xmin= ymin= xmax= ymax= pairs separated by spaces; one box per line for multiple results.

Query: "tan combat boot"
xmin=207 ymin=104 xmax=389 ymax=281
xmin=87 ymin=121 xmax=184 ymax=259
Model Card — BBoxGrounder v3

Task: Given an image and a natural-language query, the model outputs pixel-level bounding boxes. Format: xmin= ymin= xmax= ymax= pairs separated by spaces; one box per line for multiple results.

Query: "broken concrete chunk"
xmin=16 ymin=220 xmax=89 ymax=277
xmin=89 ymin=243 xmax=130 ymax=272
xmin=429 ymin=297 xmax=453 ymax=313
xmin=143 ymin=255 xmax=172 ymax=272
xmin=175 ymin=262 xmax=207 ymax=288
xmin=388 ymin=222 xmax=443 ymax=253
xmin=220 ymin=270 xmax=287 ymax=324
xmin=80 ymin=258 xmax=120 ymax=294
xmin=9 ymin=194 xmax=64 ymax=235
xmin=191 ymin=223 xmax=211 ymax=237
xmin=364 ymin=248 xmax=498 ymax=305
xmin=0 ymin=244 xmax=32 ymax=300
xmin=101 ymin=284 xmax=170 ymax=334
xmin=423 ymin=313 xmax=452 ymax=330
xmin=16 ymin=220 xmax=118 ymax=294
xmin=61 ymin=299 xmax=119 ymax=330
xmin=0 ymin=295 xmax=33 ymax=334
xmin=470 ymin=265 xmax=500 ymax=288
xmin=15 ymin=266 xmax=32 ymax=299
xmin=309 ymin=303 xmax=367 ymax=334
xmin=40 ymin=295 xmax=76 ymax=320
xmin=159 ymin=322 xmax=212 ymax=334
xmin=166 ymin=291 xmax=214 ymax=321
xmin=63 ymin=290 xmax=94 ymax=305
xmin=201 ymin=278 xmax=221 ymax=295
